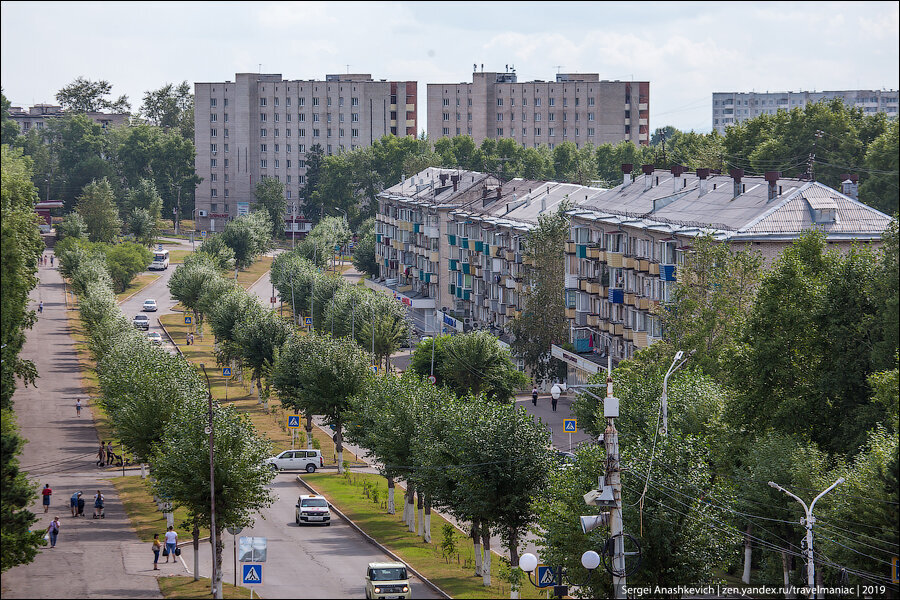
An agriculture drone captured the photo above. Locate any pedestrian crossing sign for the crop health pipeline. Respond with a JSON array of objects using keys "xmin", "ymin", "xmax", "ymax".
[
  {"xmin": 184, "ymin": 316, "xmax": 192, "ymax": 324},
  {"xmin": 304, "ymin": 316, "xmax": 313, "ymax": 326},
  {"xmin": 222, "ymin": 367, "xmax": 232, "ymax": 377},
  {"xmin": 563, "ymin": 418, "xmax": 577, "ymax": 432},
  {"xmin": 536, "ymin": 565, "xmax": 556, "ymax": 587},
  {"xmin": 287, "ymin": 415, "xmax": 301, "ymax": 429},
  {"xmin": 241, "ymin": 563, "xmax": 263, "ymax": 585}
]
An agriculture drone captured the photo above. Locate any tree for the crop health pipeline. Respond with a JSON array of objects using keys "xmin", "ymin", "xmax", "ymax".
[
  {"xmin": 232, "ymin": 310, "xmax": 292, "ymax": 405},
  {"xmin": 45, "ymin": 114, "xmax": 116, "ymax": 211},
  {"xmin": 55, "ymin": 212, "xmax": 88, "ymax": 241},
  {"xmin": 151, "ymin": 399, "xmax": 275, "ymax": 599},
  {"xmin": 1, "ymin": 410, "xmax": 44, "ymax": 571},
  {"xmin": 859, "ymin": 120, "xmax": 899, "ymax": 215},
  {"xmin": 508, "ymin": 203, "xmax": 570, "ymax": 382},
  {"xmin": 220, "ymin": 211, "xmax": 272, "ymax": 270},
  {"xmin": 352, "ymin": 291, "xmax": 412, "ymax": 372},
  {"xmin": 351, "ymin": 217, "xmax": 379, "ymax": 277},
  {"xmin": 168, "ymin": 258, "xmax": 221, "ymax": 329},
  {"xmin": 127, "ymin": 208, "xmax": 156, "ymax": 247},
  {"xmin": 140, "ymin": 81, "xmax": 194, "ymax": 139},
  {"xmin": 662, "ymin": 235, "xmax": 762, "ymax": 380},
  {"xmin": 254, "ymin": 177, "xmax": 287, "ymax": 238},
  {"xmin": 194, "ymin": 234, "xmax": 235, "ymax": 271},
  {"xmin": 871, "ymin": 218, "xmax": 899, "ymax": 371},
  {"xmin": 300, "ymin": 144, "xmax": 325, "ymax": 220},
  {"xmin": 272, "ymin": 332, "xmax": 373, "ymax": 474},
  {"xmin": 1, "ymin": 89, "xmax": 19, "ymax": 144},
  {"xmin": 76, "ymin": 178, "xmax": 121, "ymax": 243},
  {"xmin": 56, "ymin": 76, "xmax": 131, "ymax": 113},
  {"xmin": 103, "ymin": 242, "xmax": 152, "ymax": 293}
]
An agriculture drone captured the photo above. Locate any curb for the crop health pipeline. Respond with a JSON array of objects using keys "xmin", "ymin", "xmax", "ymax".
[
  {"xmin": 117, "ymin": 273, "xmax": 162, "ymax": 306},
  {"xmin": 295, "ymin": 476, "xmax": 452, "ymax": 600},
  {"xmin": 157, "ymin": 318, "xmax": 183, "ymax": 357}
]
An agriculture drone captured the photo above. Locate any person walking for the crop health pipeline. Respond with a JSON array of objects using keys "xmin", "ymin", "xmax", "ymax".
[
  {"xmin": 97, "ymin": 441, "xmax": 106, "ymax": 467},
  {"xmin": 38, "ymin": 301, "xmax": 43, "ymax": 314},
  {"xmin": 93, "ymin": 490, "xmax": 105, "ymax": 518},
  {"xmin": 532, "ymin": 386, "xmax": 538, "ymax": 406},
  {"xmin": 188, "ymin": 332, "xmax": 194, "ymax": 345},
  {"xmin": 77, "ymin": 492, "xmax": 85, "ymax": 517},
  {"xmin": 163, "ymin": 526, "xmax": 178, "ymax": 563},
  {"xmin": 49, "ymin": 255, "xmax": 54, "ymax": 267},
  {"xmin": 46, "ymin": 517, "xmax": 60, "ymax": 548},
  {"xmin": 551, "ymin": 394, "xmax": 558, "ymax": 412},
  {"xmin": 152, "ymin": 534, "xmax": 162, "ymax": 570},
  {"xmin": 75, "ymin": 398, "xmax": 82, "ymax": 417},
  {"xmin": 106, "ymin": 441, "xmax": 114, "ymax": 466},
  {"xmin": 70, "ymin": 491, "xmax": 81, "ymax": 517},
  {"xmin": 41, "ymin": 484, "xmax": 52, "ymax": 513}
]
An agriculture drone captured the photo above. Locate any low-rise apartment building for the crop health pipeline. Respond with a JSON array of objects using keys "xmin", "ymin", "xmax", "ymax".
[{"xmin": 7, "ymin": 104, "xmax": 130, "ymax": 133}]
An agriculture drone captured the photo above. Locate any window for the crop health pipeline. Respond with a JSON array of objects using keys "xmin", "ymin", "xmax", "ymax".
[
  {"xmin": 210, "ymin": 113, "xmax": 218, "ymax": 122},
  {"xmin": 548, "ymin": 127, "xmax": 554, "ymax": 136},
  {"xmin": 497, "ymin": 128, "xmax": 503, "ymax": 136},
  {"xmin": 313, "ymin": 128, "xmax": 320, "ymax": 137},
  {"xmin": 497, "ymin": 113, "xmax": 503, "ymax": 121},
  {"xmin": 327, "ymin": 97, "xmax": 332, "ymax": 106},
  {"xmin": 535, "ymin": 113, "xmax": 542, "ymax": 122},
  {"xmin": 535, "ymin": 127, "xmax": 541, "ymax": 136},
  {"xmin": 497, "ymin": 98, "xmax": 503, "ymax": 106},
  {"xmin": 339, "ymin": 113, "xmax": 345, "ymax": 122},
  {"xmin": 522, "ymin": 128, "xmax": 527, "ymax": 136},
  {"xmin": 286, "ymin": 144, "xmax": 291, "ymax": 153},
  {"xmin": 352, "ymin": 128, "xmax": 359, "ymax": 137},
  {"xmin": 298, "ymin": 160, "xmax": 306, "ymax": 167},
  {"xmin": 224, "ymin": 128, "xmax": 229, "ymax": 137},
  {"xmin": 224, "ymin": 159, "xmax": 229, "ymax": 167},
  {"xmin": 211, "ymin": 128, "xmax": 217, "ymax": 137},
  {"xmin": 327, "ymin": 114, "xmax": 332, "ymax": 123},
  {"xmin": 442, "ymin": 98, "xmax": 450, "ymax": 106},
  {"xmin": 274, "ymin": 159, "xmax": 279, "ymax": 169},
  {"xmin": 298, "ymin": 144, "xmax": 305, "ymax": 152},
  {"xmin": 274, "ymin": 128, "xmax": 279, "ymax": 137},
  {"xmin": 261, "ymin": 159, "xmax": 267, "ymax": 168},
  {"xmin": 260, "ymin": 98, "xmax": 267, "ymax": 106},
  {"xmin": 351, "ymin": 113, "xmax": 359, "ymax": 122},
  {"xmin": 534, "ymin": 98, "xmax": 541, "ymax": 107},
  {"xmin": 211, "ymin": 189, "xmax": 217, "ymax": 197},
  {"xmin": 260, "ymin": 144, "xmax": 267, "ymax": 152},
  {"xmin": 274, "ymin": 113, "xmax": 280, "ymax": 122},
  {"xmin": 313, "ymin": 113, "xmax": 320, "ymax": 122},
  {"xmin": 443, "ymin": 113, "xmax": 450, "ymax": 121},
  {"xmin": 260, "ymin": 128, "xmax": 267, "ymax": 137},
  {"xmin": 299, "ymin": 113, "xmax": 306, "ymax": 122},
  {"xmin": 210, "ymin": 173, "xmax": 217, "ymax": 182},
  {"xmin": 210, "ymin": 158, "xmax": 217, "ymax": 167},
  {"xmin": 210, "ymin": 98, "xmax": 217, "ymax": 107},
  {"xmin": 339, "ymin": 128, "xmax": 345, "ymax": 137},
  {"xmin": 210, "ymin": 143, "xmax": 218, "ymax": 153},
  {"xmin": 224, "ymin": 98, "xmax": 228, "ymax": 107},
  {"xmin": 298, "ymin": 97, "xmax": 305, "ymax": 107},
  {"xmin": 588, "ymin": 127, "xmax": 595, "ymax": 136},
  {"xmin": 588, "ymin": 97, "xmax": 595, "ymax": 106},
  {"xmin": 274, "ymin": 97, "xmax": 279, "ymax": 107},
  {"xmin": 274, "ymin": 144, "xmax": 279, "ymax": 152},
  {"xmin": 549, "ymin": 113, "xmax": 555, "ymax": 121},
  {"xmin": 442, "ymin": 127, "xmax": 450, "ymax": 136},
  {"xmin": 286, "ymin": 97, "xmax": 291, "ymax": 107},
  {"xmin": 588, "ymin": 112, "xmax": 595, "ymax": 121},
  {"xmin": 286, "ymin": 128, "xmax": 291, "ymax": 137},
  {"xmin": 351, "ymin": 97, "xmax": 359, "ymax": 106},
  {"xmin": 224, "ymin": 113, "xmax": 228, "ymax": 122},
  {"xmin": 299, "ymin": 128, "xmax": 306, "ymax": 137},
  {"xmin": 312, "ymin": 97, "xmax": 320, "ymax": 106},
  {"xmin": 549, "ymin": 98, "xmax": 555, "ymax": 106}
]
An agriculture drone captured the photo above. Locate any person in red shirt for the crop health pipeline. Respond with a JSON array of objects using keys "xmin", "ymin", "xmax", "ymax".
[{"xmin": 41, "ymin": 484, "xmax": 52, "ymax": 513}]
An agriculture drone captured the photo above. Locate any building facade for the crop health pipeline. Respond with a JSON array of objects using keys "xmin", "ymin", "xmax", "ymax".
[
  {"xmin": 194, "ymin": 73, "xmax": 417, "ymax": 235},
  {"xmin": 7, "ymin": 104, "xmax": 130, "ymax": 133},
  {"xmin": 427, "ymin": 70, "xmax": 649, "ymax": 149},
  {"xmin": 712, "ymin": 89, "xmax": 899, "ymax": 133}
]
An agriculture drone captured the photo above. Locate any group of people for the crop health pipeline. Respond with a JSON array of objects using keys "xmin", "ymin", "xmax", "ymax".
[
  {"xmin": 38, "ymin": 254, "xmax": 54, "ymax": 267},
  {"xmin": 40, "ymin": 487, "xmax": 106, "ymax": 548},
  {"xmin": 151, "ymin": 526, "xmax": 180, "ymax": 570},
  {"xmin": 532, "ymin": 385, "xmax": 559, "ymax": 411},
  {"xmin": 185, "ymin": 332, "xmax": 194, "ymax": 345},
  {"xmin": 97, "ymin": 440, "xmax": 122, "ymax": 467}
]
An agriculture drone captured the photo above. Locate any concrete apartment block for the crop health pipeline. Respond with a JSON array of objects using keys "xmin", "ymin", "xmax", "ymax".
[
  {"xmin": 194, "ymin": 73, "xmax": 417, "ymax": 234},
  {"xmin": 428, "ymin": 69, "xmax": 649, "ymax": 149}
]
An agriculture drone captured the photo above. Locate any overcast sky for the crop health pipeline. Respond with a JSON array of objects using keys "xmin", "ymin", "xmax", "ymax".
[{"xmin": 2, "ymin": 1, "xmax": 898, "ymax": 134}]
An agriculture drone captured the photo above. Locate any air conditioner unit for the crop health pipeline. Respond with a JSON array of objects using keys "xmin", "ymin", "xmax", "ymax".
[{"xmin": 198, "ymin": 210, "xmax": 208, "ymax": 217}]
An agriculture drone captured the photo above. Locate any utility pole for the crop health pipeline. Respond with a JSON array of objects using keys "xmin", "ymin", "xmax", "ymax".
[
  {"xmin": 807, "ymin": 130, "xmax": 824, "ymax": 181},
  {"xmin": 200, "ymin": 364, "xmax": 220, "ymax": 599},
  {"xmin": 660, "ymin": 350, "xmax": 693, "ymax": 436},
  {"xmin": 604, "ymin": 357, "xmax": 626, "ymax": 599},
  {"xmin": 769, "ymin": 478, "xmax": 844, "ymax": 599},
  {"xmin": 174, "ymin": 185, "xmax": 182, "ymax": 236}
]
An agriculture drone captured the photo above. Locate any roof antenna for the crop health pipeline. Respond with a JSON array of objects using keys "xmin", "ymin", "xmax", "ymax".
[
  {"xmin": 555, "ymin": 65, "xmax": 564, "ymax": 74},
  {"xmin": 258, "ymin": 63, "xmax": 262, "ymax": 73}
]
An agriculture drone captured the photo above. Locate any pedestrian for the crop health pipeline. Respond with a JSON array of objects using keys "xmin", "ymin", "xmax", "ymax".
[
  {"xmin": 186, "ymin": 334, "xmax": 191, "ymax": 346},
  {"xmin": 70, "ymin": 491, "xmax": 81, "ymax": 517},
  {"xmin": 41, "ymin": 484, "xmax": 52, "ymax": 513},
  {"xmin": 106, "ymin": 441, "xmax": 114, "ymax": 466},
  {"xmin": 188, "ymin": 332, "xmax": 194, "ymax": 345},
  {"xmin": 97, "ymin": 441, "xmax": 105, "ymax": 467},
  {"xmin": 164, "ymin": 526, "xmax": 178, "ymax": 563},
  {"xmin": 152, "ymin": 534, "xmax": 162, "ymax": 570},
  {"xmin": 38, "ymin": 301, "xmax": 43, "ymax": 314},
  {"xmin": 532, "ymin": 386, "xmax": 538, "ymax": 406},
  {"xmin": 75, "ymin": 398, "xmax": 82, "ymax": 417},
  {"xmin": 50, "ymin": 255, "xmax": 54, "ymax": 267},
  {"xmin": 46, "ymin": 517, "xmax": 60, "ymax": 548},
  {"xmin": 77, "ymin": 492, "xmax": 85, "ymax": 517},
  {"xmin": 93, "ymin": 490, "xmax": 105, "ymax": 518},
  {"xmin": 551, "ymin": 395, "xmax": 558, "ymax": 412}
]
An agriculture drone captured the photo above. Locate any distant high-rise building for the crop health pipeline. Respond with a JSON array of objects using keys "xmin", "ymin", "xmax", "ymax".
[
  {"xmin": 712, "ymin": 89, "xmax": 899, "ymax": 133},
  {"xmin": 194, "ymin": 73, "xmax": 417, "ymax": 235},
  {"xmin": 427, "ymin": 69, "xmax": 649, "ymax": 149}
]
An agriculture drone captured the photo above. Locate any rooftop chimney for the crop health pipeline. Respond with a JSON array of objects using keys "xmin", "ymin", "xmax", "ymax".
[
  {"xmin": 621, "ymin": 163, "xmax": 633, "ymax": 187},
  {"xmin": 451, "ymin": 174, "xmax": 459, "ymax": 192},
  {"xmin": 841, "ymin": 174, "xmax": 859, "ymax": 200},
  {"xmin": 697, "ymin": 168, "xmax": 710, "ymax": 197},
  {"xmin": 730, "ymin": 168, "xmax": 744, "ymax": 198},
  {"xmin": 439, "ymin": 173, "xmax": 448, "ymax": 186},
  {"xmin": 764, "ymin": 171, "xmax": 781, "ymax": 201},
  {"xmin": 642, "ymin": 164, "xmax": 654, "ymax": 191},
  {"xmin": 671, "ymin": 165, "xmax": 686, "ymax": 192}
]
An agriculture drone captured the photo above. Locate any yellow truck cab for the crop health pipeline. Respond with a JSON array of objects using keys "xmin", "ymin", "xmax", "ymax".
[{"xmin": 365, "ymin": 562, "xmax": 411, "ymax": 599}]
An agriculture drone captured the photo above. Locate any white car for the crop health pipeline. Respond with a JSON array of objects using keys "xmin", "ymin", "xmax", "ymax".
[
  {"xmin": 142, "ymin": 299, "xmax": 158, "ymax": 312},
  {"xmin": 147, "ymin": 332, "xmax": 163, "ymax": 346},
  {"xmin": 264, "ymin": 449, "xmax": 323, "ymax": 473},
  {"xmin": 132, "ymin": 314, "xmax": 150, "ymax": 330},
  {"xmin": 295, "ymin": 494, "xmax": 331, "ymax": 526}
]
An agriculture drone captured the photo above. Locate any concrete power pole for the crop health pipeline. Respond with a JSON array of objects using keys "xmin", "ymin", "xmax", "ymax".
[{"xmin": 604, "ymin": 357, "xmax": 627, "ymax": 599}]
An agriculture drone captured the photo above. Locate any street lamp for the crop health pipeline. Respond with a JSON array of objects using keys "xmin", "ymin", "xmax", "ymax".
[
  {"xmin": 769, "ymin": 478, "xmax": 844, "ymax": 598},
  {"xmin": 199, "ymin": 364, "xmax": 220, "ymax": 599},
  {"xmin": 660, "ymin": 349, "xmax": 693, "ymax": 436},
  {"xmin": 519, "ymin": 550, "xmax": 601, "ymax": 599}
]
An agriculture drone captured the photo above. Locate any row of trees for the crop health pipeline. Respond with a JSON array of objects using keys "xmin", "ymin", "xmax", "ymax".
[
  {"xmin": 56, "ymin": 233, "xmax": 274, "ymax": 599},
  {"xmin": 1, "ymin": 146, "xmax": 47, "ymax": 571}
]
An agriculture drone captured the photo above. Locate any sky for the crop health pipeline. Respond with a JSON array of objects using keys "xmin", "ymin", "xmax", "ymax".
[{"xmin": 2, "ymin": 1, "xmax": 898, "ymax": 134}]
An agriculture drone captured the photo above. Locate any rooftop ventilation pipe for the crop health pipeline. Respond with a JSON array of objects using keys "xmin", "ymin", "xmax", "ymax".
[
  {"xmin": 765, "ymin": 171, "xmax": 781, "ymax": 201},
  {"xmin": 642, "ymin": 164, "xmax": 654, "ymax": 191},
  {"xmin": 730, "ymin": 168, "xmax": 744, "ymax": 198},
  {"xmin": 671, "ymin": 165, "xmax": 686, "ymax": 193},
  {"xmin": 697, "ymin": 168, "xmax": 710, "ymax": 197},
  {"xmin": 621, "ymin": 163, "xmax": 634, "ymax": 187},
  {"xmin": 840, "ymin": 174, "xmax": 859, "ymax": 200}
]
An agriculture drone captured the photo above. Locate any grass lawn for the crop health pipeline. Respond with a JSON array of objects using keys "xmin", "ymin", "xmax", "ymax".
[
  {"xmin": 235, "ymin": 256, "xmax": 273, "ymax": 288},
  {"xmin": 116, "ymin": 273, "xmax": 161, "ymax": 302},
  {"xmin": 302, "ymin": 472, "xmax": 540, "ymax": 599},
  {"xmin": 167, "ymin": 248, "xmax": 194, "ymax": 264},
  {"xmin": 159, "ymin": 313, "xmax": 366, "ymax": 466},
  {"xmin": 111, "ymin": 476, "xmax": 209, "ymax": 543},
  {"xmin": 157, "ymin": 576, "xmax": 253, "ymax": 599}
]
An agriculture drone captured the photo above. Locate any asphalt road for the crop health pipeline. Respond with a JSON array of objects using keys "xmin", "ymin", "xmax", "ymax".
[{"xmin": 179, "ymin": 473, "xmax": 442, "ymax": 599}]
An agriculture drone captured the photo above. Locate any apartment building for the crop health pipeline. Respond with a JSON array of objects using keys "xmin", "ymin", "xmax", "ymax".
[
  {"xmin": 427, "ymin": 69, "xmax": 649, "ymax": 149},
  {"xmin": 194, "ymin": 73, "xmax": 417, "ymax": 235},
  {"xmin": 7, "ymin": 104, "xmax": 130, "ymax": 133},
  {"xmin": 712, "ymin": 89, "xmax": 899, "ymax": 133}
]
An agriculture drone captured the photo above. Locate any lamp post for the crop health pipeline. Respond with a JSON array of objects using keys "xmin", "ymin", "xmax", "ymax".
[
  {"xmin": 199, "ymin": 364, "xmax": 220, "ymax": 599},
  {"xmin": 660, "ymin": 349, "xmax": 693, "ymax": 436},
  {"xmin": 519, "ymin": 551, "xmax": 601, "ymax": 599},
  {"xmin": 769, "ymin": 478, "xmax": 844, "ymax": 598}
]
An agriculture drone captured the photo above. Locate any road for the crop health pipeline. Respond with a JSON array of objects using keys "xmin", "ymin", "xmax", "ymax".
[
  {"xmin": 3, "ymin": 256, "xmax": 161, "ymax": 599},
  {"xmin": 178, "ymin": 474, "xmax": 441, "ymax": 599}
]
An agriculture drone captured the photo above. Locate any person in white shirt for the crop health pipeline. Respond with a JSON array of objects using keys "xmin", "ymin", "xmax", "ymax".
[{"xmin": 164, "ymin": 526, "xmax": 178, "ymax": 563}]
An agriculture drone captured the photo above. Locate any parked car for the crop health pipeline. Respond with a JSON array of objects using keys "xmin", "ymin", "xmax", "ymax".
[
  {"xmin": 295, "ymin": 494, "xmax": 331, "ymax": 526},
  {"xmin": 365, "ymin": 562, "xmax": 411, "ymax": 600},
  {"xmin": 132, "ymin": 314, "xmax": 150, "ymax": 330},
  {"xmin": 142, "ymin": 299, "xmax": 158, "ymax": 312},
  {"xmin": 264, "ymin": 449, "xmax": 323, "ymax": 473},
  {"xmin": 146, "ymin": 332, "xmax": 163, "ymax": 346}
]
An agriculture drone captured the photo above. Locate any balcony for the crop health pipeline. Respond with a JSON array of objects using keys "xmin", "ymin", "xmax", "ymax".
[
  {"xmin": 608, "ymin": 288, "xmax": 624, "ymax": 304},
  {"xmin": 448, "ymin": 234, "xmax": 457, "ymax": 246},
  {"xmin": 587, "ymin": 247, "xmax": 600, "ymax": 259},
  {"xmin": 460, "ymin": 238, "xmax": 470, "ymax": 250},
  {"xmin": 565, "ymin": 242, "xmax": 576, "ymax": 254},
  {"xmin": 622, "ymin": 256, "xmax": 635, "ymax": 269},
  {"xmin": 573, "ymin": 338, "xmax": 591, "ymax": 352},
  {"xmin": 579, "ymin": 278, "xmax": 590, "ymax": 292},
  {"xmin": 633, "ymin": 331, "xmax": 649, "ymax": 348},
  {"xmin": 505, "ymin": 250, "xmax": 516, "ymax": 261},
  {"xmin": 606, "ymin": 252, "xmax": 623, "ymax": 268},
  {"xmin": 474, "ymin": 240, "xmax": 484, "ymax": 253},
  {"xmin": 638, "ymin": 259, "xmax": 650, "ymax": 272},
  {"xmin": 565, "ymin": 308, "xmax": 576, "ymax": 319},
  {"xmin": 587, "ymin": 314, "xmax": 601, "ymax": 327},
  {"xmin": 660, "ymin": 264, "xmax": 677, "ymax": 282},
  {"xmin": 625, "ymin": 293, "xmax": 636, "ymax": 306},
  {"xmin": 649, "ymin": 262, "xmax": 660, "ymax": 275},
  {"xmin": 462, "ymin": 262, "xmax": 471, "ymax": 275},
  {"xmin": 576, "ymin": 244, "xmax": 588, "ymax": 259}
]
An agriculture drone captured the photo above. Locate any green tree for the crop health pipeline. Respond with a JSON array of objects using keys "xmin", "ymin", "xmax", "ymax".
[
  {"xmin": 232, "ymin": 310, "xmax": 292, "ymax": 405},
  {"xmin": 301, "ymin": 144, "xmax": 325, "ymax": 220},
  {"xmin": 1, "ymin": 410, "xmax": 44, "ymax": 571},
  {"xmin": 352, "ymin": 292, "xmax": 411, "ymax": 372},
  {"xmin": 254, "ymin": 177, "xmax": 287, "ymax": 238},
  {"xmin": 76, "ymin": 178, "xmax": 121, "ymax": 242},
  {"xmin": 194, "ymin": 234, "xmax": 235, "ymax": 271},
  {"xmin": 103, "ymin": 242, "xmax": 152, "ymax": 292},
  {"xmin": 508, "ymin": 203, "xmax": 570, "ymax": 382},
  {"xmin": 859, "ymin": 120, "xmax": 899, "ymax": 215},
  {"xmin": 55, "ymin": 212, "xmax": 88, "ymax": 241},
  {"xmin": 220, "ymin": 211, "xmax": 272, "ymax": 270},
  {"xmin": 1, "ymin": 90, "xmax": 19, "ymax": 144},
  {"xmin": 871, "ymin": 218, "xmax": 899, "ymax": 371},
  {"xmin": 45, "ymin": 114, "xmax": 115, "ymax": 211},
  {"xmin": 56, "ymin": 76, "xmax": 131, "ymax": 113},
  {"xmin": 351, "ymin": 217, "xmax": 379, "ymax": 277},
  {"xmin": 127, "ymin": 207, "xmax": 156, "ymax": 247},
  {"xmin": 151, "ymin": 400, "xmax": 275, "ymax": 599},
  {"xmin": 167, "ymin": 258, "xmax": 221, "ymax": 329},
  {"xmin": 272, "ymin": 332, "xmax": 373, "ymax": 474},
  {"xmin": 140, "ymin": 81, "xmax": 194, "ymax": 139}
]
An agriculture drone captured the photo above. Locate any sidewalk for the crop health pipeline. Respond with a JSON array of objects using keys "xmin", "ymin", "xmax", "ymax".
[{"xmin": 2, "ymin": 258, "xmax": 162, "ymax": 599}]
